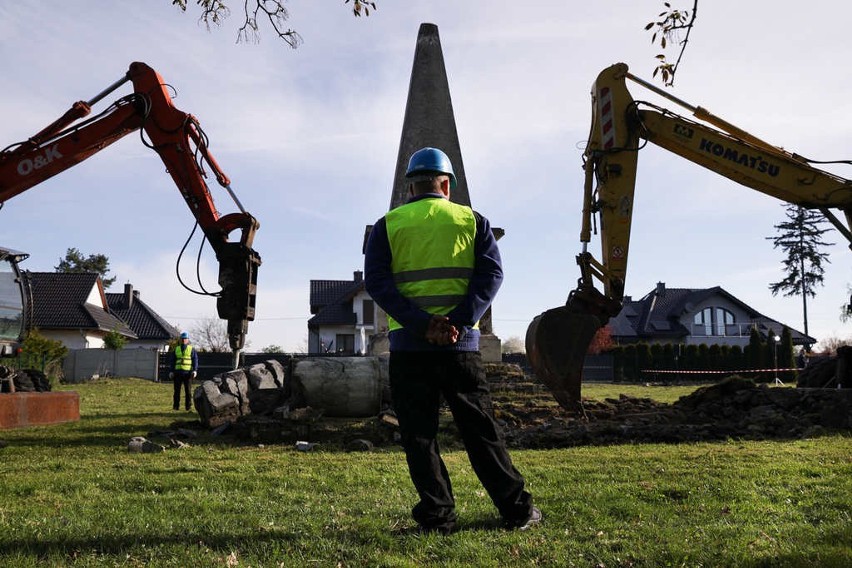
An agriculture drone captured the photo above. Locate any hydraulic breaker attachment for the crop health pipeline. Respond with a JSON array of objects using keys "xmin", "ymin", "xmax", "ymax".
[
  {"xmin": 215, "ymin": 242, "xmax": 261, "ymax": 368},
  {"xmin": 526, "ymin": 286, "xmax": 621, "ymax": 412}
]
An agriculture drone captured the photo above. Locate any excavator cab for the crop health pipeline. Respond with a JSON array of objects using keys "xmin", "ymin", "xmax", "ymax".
[{"xmin": 0, "ymin": 247, "xmax": 28, "ymax": 356}]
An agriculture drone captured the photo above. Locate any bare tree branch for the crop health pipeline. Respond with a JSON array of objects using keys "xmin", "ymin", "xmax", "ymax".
[
  {"xmin": 171, "ymin": 0, "xmax": 376, "ymax": 48},
  {"xmin": 645, "ymin": 1, "xmax": 699, "ymax": 86},
  {"xmin": 237, "ymin": 0, "xmax": 301, "ymax": 48}
]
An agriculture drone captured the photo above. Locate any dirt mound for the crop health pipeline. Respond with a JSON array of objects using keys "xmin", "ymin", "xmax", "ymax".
[{"xmin": 495, "ymin": 376, "xmax": 851, "ymax": 448}]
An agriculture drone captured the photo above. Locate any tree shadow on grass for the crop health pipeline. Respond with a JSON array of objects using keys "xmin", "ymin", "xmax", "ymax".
[
  {"xmin": 1, "ymin": 412, "xmax": 207, "ymax": 449},
  {"xmin": 0, "ymin": 529, "xmax": 303, "ymax": 559}
]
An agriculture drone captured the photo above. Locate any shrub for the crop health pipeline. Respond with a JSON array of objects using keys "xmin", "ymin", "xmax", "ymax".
[
  {"xmin": 103, "ymin": 329, "xmax": 127, "ymax": 350},
  {"xmin": 19, "ymin": 329, "xmax": 68, "ymax": 383}
]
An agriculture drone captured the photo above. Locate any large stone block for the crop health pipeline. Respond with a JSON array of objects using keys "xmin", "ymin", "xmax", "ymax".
[
  {"xmin": 247, "ymin": 363, "xmax": 279, "ymax": 390},
  {"xmin": 293, "ymin": 357, "xmax": 383, "ymax": 417}
]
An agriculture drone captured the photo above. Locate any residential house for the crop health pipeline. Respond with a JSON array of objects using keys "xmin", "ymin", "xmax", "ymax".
[
  {"xmin": 28, "ymin": 273, "xmax": 178, "ymax": 351},
  {"xmin": 105, "ymin": 283, "xmax": 180, "ymax": 351},
  {"xmin": 308, "ymin": 271, "xmax": 375, "ymax": 355},
  {"xmin": 608, "ymin": 282, "xmax": 815, "ymax": 347},
  {"xmin": 28, "ymin": 272, "xmax": 136, "ymax": 349}
]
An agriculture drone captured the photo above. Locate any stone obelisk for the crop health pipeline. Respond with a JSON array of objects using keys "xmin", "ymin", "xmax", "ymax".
[
  {"xmin": 368, "ymin": 23, "xmax": 502, "ymax": 360},
  {"xmin": 389, "ymin": 23, "xmax": 471, "ymax": 210}
]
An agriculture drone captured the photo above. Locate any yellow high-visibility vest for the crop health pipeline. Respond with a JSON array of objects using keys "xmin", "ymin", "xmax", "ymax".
[
  {"xmin": 174, "ymin": 344, "xmax": 193, "ymax": 371},
  {"xmin": 385, "ymin": 198, "xmax": 477, "ymax": 331}
]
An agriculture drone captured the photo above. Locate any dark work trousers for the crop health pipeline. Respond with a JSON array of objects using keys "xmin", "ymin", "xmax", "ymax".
[
  {"xmin": 389, "ymin": 350, "xmax": 533, "ymax": 530},
  {"xmin": 172, "ymin": 371, "xmax": 193, "ymax": 410}
]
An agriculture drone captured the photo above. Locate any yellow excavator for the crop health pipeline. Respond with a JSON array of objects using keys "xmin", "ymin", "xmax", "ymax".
[{"xmin": 527, "ymin": 62, "xmax": 852, "ymax": 412}]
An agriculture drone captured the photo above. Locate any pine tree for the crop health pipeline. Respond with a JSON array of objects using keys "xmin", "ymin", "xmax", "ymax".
[
  {"xmin": 55, "ymin": 248, "xmax": 116, "ymax": 289},
  {"xmin": 767, "ymin": 204, "xmax": 834, "ymax": 350}
]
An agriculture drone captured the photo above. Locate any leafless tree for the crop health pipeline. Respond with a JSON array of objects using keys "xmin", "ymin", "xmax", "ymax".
[
  {"xmin": 190, "ymin": 317, "xmax": 230, "ymax": 352},
  {"xmin": 815, "ymin": 334, "xmax": 852, "ymax": 355},
  {"xmin": 501, "ymin": 336, "xmax": 524, "ymax": 354}
]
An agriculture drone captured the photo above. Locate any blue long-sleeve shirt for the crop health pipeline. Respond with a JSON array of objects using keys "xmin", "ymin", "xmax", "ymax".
[{"xmin": 364, "ymin": 194, "xmax": 503, "ymax": 352}]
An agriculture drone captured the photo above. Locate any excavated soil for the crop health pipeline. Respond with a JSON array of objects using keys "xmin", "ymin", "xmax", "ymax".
[{"xmin": 492, "ymin": 377, "xmax": 851, "ymax": 448}]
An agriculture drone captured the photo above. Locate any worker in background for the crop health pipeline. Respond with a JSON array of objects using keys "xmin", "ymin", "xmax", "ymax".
[
  {"xmin": 364, "ymin": 147, "xmax": 540, "ymax": 534},
  {"xmin": 169, "ymin": 331, "xmax": 198, "ymax": 411}
]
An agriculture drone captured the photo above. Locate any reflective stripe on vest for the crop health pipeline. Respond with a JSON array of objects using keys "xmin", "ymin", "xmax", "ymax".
[
  {"xmin": 385, "ymin": 198, "xmax": 477, "ymax": 332},
  {"xmin": 174, "ymin": 344, "xmax": 193, "ymax": 371}
]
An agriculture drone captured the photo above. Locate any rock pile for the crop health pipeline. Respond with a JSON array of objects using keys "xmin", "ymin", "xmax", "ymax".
[
  {"xmin": 194, "ymin": 357, "xmax": 392, "ymax": 431},
  {"xmin": 193, "ymin": 360, "xmax": 289, "ymax": 428}
]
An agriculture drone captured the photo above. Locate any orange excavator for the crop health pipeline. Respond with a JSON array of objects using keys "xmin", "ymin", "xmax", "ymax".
[
  {"xmin": 0, "ymin": 62, "xmax": 261, "ymax": 367},
  {"xmin": 527, "ymin": 62, "xmax": 852, "ymax": 411}
]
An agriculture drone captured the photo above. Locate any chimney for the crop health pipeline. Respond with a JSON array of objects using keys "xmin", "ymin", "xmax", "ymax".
[
  {"xmin": 354, "ymin": 270, "xmax": 363, "ymax": 283},
  {"xmin": 656, "ymin": 282, "xmax": 666, "ymax": 296},
  {"xmin": 124, "ymin": 283, "xmax": 134, "ymax": 308}
]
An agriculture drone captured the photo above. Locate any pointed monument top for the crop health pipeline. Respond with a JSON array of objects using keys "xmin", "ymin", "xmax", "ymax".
[{"xmin": 389, "ymin": 23, "xmax": 470, "ymax": 210}]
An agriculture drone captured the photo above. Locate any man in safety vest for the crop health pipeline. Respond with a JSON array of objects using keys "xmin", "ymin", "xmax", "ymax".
[
  {"xmin": 364, "ymin": 147, "xmax": 540, "ymax": 534},
  {"xmin": 169, "ymin": 331, "xmax": 198, "ymax": 411}
]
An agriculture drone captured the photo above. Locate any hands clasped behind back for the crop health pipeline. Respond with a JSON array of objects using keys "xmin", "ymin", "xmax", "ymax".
[{"xmin": 425, "ymin": 315, "xmax": 459, "ymax": 346}]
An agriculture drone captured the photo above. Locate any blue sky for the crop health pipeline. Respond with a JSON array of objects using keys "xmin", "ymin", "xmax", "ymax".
[{"xmin": 0, "ymin": 1, "xmax": 848, "ymax": 351}]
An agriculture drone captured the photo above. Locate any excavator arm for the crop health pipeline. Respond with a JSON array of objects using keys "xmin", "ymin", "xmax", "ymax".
[
  {"xmin": 0, "ymin": 62, "xmax": 260, "ymax": 364},
  {"xmin": 528, "ymin": 62, "xmax": 852, "ymax": 411}
]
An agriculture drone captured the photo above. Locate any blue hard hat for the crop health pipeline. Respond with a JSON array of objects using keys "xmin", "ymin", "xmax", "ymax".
[
  {"xmin": 180, "ymin": 331, "xmax": 189, "ymax": 339},
  {"xmin": 405, "ymin": 147, "xmax": 457, "ymax": 190}
]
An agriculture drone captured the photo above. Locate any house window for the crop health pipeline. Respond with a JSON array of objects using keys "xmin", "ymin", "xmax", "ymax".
[
  {"xmin": 693, "ymin": 307, "xmax": 736, "ymax": 336},
  {"xmin": 336, "ymin": 334, "xmax": 355, "ymax": 354},
  {"xmin": 362, "ymin": 299, "xmax": 374, "ymax": 325},
  {"xmin": 694, "ymin": 308, "xmax": 712, "ymax": 336},
  {"xmin": 716, "ymin": 308, "xmax": 735, "ymax": 336}
]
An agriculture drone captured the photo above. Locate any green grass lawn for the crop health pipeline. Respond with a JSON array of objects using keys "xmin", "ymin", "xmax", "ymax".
[{"xmin": 1, "ymin": 378, "xmax": 849, "ymax": 567}]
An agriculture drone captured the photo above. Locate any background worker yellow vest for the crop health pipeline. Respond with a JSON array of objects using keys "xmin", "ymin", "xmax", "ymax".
[
  {"xmin": 174, "ymin": 344, "xmax": 194, "ymax": 371},
  {"xmin": 385, "ymin": 197, "xmax": 477, "ymax": 331}
]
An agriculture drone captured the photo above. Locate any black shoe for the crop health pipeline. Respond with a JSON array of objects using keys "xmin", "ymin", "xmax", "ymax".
[{"xmin": 505, "ymin": 507, "xmax": 542, "ymax": 531}]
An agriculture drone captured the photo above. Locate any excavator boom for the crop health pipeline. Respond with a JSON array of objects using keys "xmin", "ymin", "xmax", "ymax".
[
  {"xmin": 528, "ymin": 62, "xmax": 852, "ymax": 411},
  {"xmin": 0, "ymin": 62, "xmax": 261, "ymax": 363}
]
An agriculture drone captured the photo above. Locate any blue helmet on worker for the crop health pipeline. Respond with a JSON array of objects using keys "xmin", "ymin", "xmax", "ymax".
[
  {"xmin": 405, "ymin": 147, "xmax": 457, "ymax": 190},
  {"xmin": 180, "ymin": 331, "xmax": 189, "ymax": 340}
]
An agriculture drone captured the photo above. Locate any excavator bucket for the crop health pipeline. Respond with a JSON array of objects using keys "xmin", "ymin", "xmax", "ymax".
[
  {"xmin": 526, "ymin": 306, "xmax": 603, "ymax": 412},
  {"xmin": 526, "ymin": 286, "xmax": 622, "ymax": 412}
]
